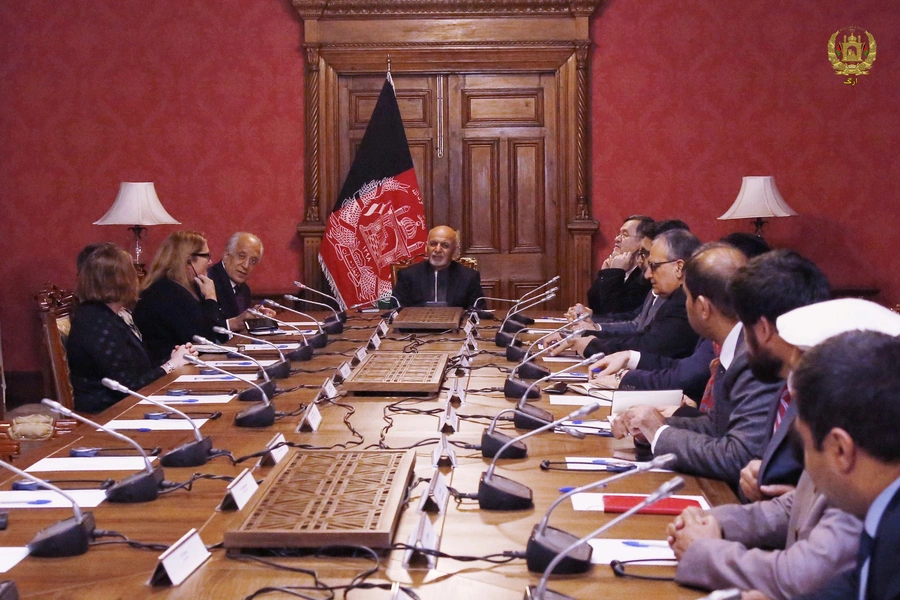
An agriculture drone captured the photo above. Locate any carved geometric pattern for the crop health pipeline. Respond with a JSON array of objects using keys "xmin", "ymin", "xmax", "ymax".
[
  {"xmin": 391, "ymin": 307, "xmax": 463, "ymax": 330},
  {"xmin": 225, "ymin": 450, "xmax": 415, "ymax": 549},
  {"xmin": 343, "ymin": 351, "xmax": 449, "ymax": 393},
  {"xmin": 293, "ymin": 0, "xmax": 602, "ymax": 18}
]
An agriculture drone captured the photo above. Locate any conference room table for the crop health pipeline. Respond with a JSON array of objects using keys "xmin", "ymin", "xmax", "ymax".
[{"xmin": 1, "ymin": 310, "xmax": 735, "ymax": 599}]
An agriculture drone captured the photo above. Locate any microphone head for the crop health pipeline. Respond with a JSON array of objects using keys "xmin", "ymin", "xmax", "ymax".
[
  {"xmin": 100, "ymin": 378, "xmax": 126, "ymax": 393},
  {"xmin": 212, "ymin": 326, "xmax": 229, "ymax": 335},
  {"xmin": 572, "ymin": 402, "xmax": 601, "ymax": 418},
  {"xmin": 262, "ymin": 298, "xmax": 279, "ymax": 309},
  {"xmin": 293, "ymin": 281, "xmax": 306, "ymax": 290},
  {"xmin": 192, "ymin": 335, "xmax": 212, "ymax": 345},
  {"xmin": 41, "ymin": 398, "xmax": 70, "ymax": 416},
  {"xmin": 558, "ymin": 427, "xmax": 586, "ymax": 440}
]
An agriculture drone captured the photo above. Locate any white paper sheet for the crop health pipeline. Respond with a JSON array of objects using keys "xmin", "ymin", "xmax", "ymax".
[
  {"xmin": 563, "ymin": 457, "xmax": 674, "ymax": 473},
  {"xmin": 534, "ymin": 317, "xmax": 568, "ymax": 324},
  {"xmin": 192, "ymin": 344, "xmax": 229, "ymax": 354},
  {"xmin": 549, "ymin": 394, "xmax": 612, "ymax": 406},
  {"xmin": 542, "ymin": 356, "xmax": 584, "ymax": 363},
  {"xmin": 610, "ymin": 389, "xmax": 682, "ymax": 415},
  {"xmin": 140, "ymin": 394, "xmax": 235, "ymax": 405},
  {"xmin": 203, "ymin": 359, "xmax": 277, "ymax": 367},
  {"xmin": 571, "ymin": 493, "xmax": 710, "ymax": 512},
  {"xmin": 102, "ymin": 419, "xmax": 208, "ymax": 431},
  {"xmin": 0, "ymin": 547, "xmax": 30, "ymax": 573},
  {"xmin": 174, "ymin": 374, "xmax": 258, "ymax": 383},
  {"xmin": 26, "ymin": 456, "xmax": 157, "ymax": 473},
  {"xmin": 240, "ymin": 343, "xmax": 303, "ymax": 352},
  {"xmin": 587, "ymin": 538, "xmax": 676, "ymax": 565},
  {"xmin": 252, "ymin": 329, "xmax": 316, "ymax": 336},
  {"xmin": 280, "ymin": 321, "xmax": 321, "ymax": 327},
  {"xmin": 0, "ymin": 490, "xmax": 108, "ymax": 509}
]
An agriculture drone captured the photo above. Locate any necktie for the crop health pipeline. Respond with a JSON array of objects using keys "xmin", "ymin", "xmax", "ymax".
[
  {"xmin": 234, "ymin": 284, "xmax": 249, "ymax": 314},
  {"xmin": 857, "ymin": 529, "xmax": 875, "ymax": 600},
  {"xmin": 774, "ymin": 386, "xmax": 791, "ymax": 433},
  {"xmin": 698, "ymin": 342, "xmax": 723, "ymax": 414}
]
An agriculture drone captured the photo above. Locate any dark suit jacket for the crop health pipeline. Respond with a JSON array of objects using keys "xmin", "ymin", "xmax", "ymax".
[
  {"xmin": 393, "ymin": 260, "xmax": 483, "ymax": 309},
  {"xmin": 620, "ymin": 337, "xmax": 715, "ymax": 401},
  {"xmin": 208, "ymin": 261, "xmax": 251, "ymax": 320},
  {"xmin": 655, "ymin": 333, "xmax": 784, "ymax": 487},
  {"xmin": 797, "ymin": 480, "xmax": 900, "ymax": 600},
  {"xmin": 134, "ymin": 276, "xmax": 227, "ymax": 363},
  {"xmin": 66, "ymin": 302, "xmax": 165, "ymax": 413},
  {"xmin": 582, "ymin": 286, "xmax": 699, "ymax": 359},
  {"xmin": 756, "ymin": 390, "xmax": 804, "ymax": 489},
  {"xmin": 586, "ymin": 267, "xmax": 650, "ymax": 317}
]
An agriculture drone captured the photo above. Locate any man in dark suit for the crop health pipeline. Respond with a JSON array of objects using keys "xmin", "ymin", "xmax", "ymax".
[
  {"xmin": 207, "ymin": 232, "xmax": 273, "ymax": 328},
  {"xmin": 584, "ymin": 214, "xmax": 654, "ymax": 317},
  {"xmin": 790, "ymin": 330, "xmax": 900, "ymax": 600},
  {"xmin": 729, "ymin": 250, "xmax": 832, "ymax": 502},
  {"xmin": 393, "ymin": 225, "xmax": 483, "ymax": 309},
  {"xmin": 611, "ymin": 243, "xmax": 784, "ymax": 488}
]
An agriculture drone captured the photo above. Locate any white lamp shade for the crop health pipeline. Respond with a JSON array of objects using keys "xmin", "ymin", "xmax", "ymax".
[
  {"xmin": 93, "ymin": 182, "xmax": 180, "ymax": 226},
  {"xmin": 718, "ymin": 176, "xmax": 797, "ymax": 221}
]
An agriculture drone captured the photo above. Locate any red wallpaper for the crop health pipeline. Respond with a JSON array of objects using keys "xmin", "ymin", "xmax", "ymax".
[{"xmin": 1, "ymin": 0, "xmax": 898, "ymax": 376}]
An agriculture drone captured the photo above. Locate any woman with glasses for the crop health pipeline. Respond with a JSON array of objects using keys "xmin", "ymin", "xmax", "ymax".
[
  {"xmin": 134, "ymin": 230, "xmax": 229, "ymax": 362},
  {"xmin": 67, "ymin": 244, "xmax": 194, "ymax": 412}
]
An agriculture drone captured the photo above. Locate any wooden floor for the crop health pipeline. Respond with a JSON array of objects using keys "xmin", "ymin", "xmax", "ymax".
[{"xmin": 1, "ymin": 311, "xmax": 734, "ymax": 599}]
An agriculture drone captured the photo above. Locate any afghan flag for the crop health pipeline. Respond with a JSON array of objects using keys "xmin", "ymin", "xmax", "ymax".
[{"xmin": 319, "ymin": 75, "xmax": 428, "ymax": 309}]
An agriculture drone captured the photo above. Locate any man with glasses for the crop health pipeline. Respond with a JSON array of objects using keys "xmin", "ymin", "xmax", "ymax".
[
  {"xmin": 208, "ymin": 232, "xmax": 274, "ymax": 325},
  {"xmin": 584, "ymin": 215, "xmax": 654, "ymax": 317}
]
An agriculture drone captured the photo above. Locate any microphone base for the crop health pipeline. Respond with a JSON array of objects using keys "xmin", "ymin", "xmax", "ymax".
[
  {"xmin": 478, "ymin": 472, "xmax": 533, "ymax": 511},
  {"xmin": 234, "ymin": 403, "xmax": 276, "ymax": 428},
  {"xmin": 326, "ymin": 311, "xmax": 348, "ymax": 324},
  {"xmin": 509, "ymin": 313, "xmax": 535, "ymax": 326},
  {"xmin": 323, "ymin": 320, "xmax": 344, "ymax": 334},
  {"xmin": 238, "ymin": 380, "xmax": 277, "ymax": 402},
  {"xmin": 160, "ymin": 435, "xmax": 213, "ymax": 468},
  {"xmin": 504, "ymin": 378, "xmax": 541, "ymax": 400},
  {"xmin": 475, "ymin": 309, "xmax": 496, "ymax": 321},
  {"xmin": 505, "ymin": 343, "xmax": 527, "ymax": 363},
  {"xmin": 523, "ymin": 585, "xmax": 575, "ymax": 600},
  {"xmin": 264, "ymin": 360, "xmax": 291, "ymax": 380},
  {"xmin": 525, "ymin": 525, "xmax": 593, "ymax": 574},
  {"xmin": 518, "ymin": 361, "xmax": 551, "ymax": 380},
  {"xmin": 514, "ymin": 404, "xmax": 554, "ymax": 430},
  {"xmin": 287, "ymin": 344, "xmax": 314, "ymax": 362},
  {"xmin": 480, "ymin": 429, "xmax": 527, "ymax": 459},
  {"xmin": 106, "ymin": 466, "xmax": 164, "ymax": 503},
  {"xmin": 27, "ymin": 511, "xmax": 96, "ymax": 558},
  {"xmin": 308, "ymin": 332, "xmax": 328, "ymax": 348},
  {"xmin": 495, "ymin": 330, "xmax": 514, "ymax": 347},
  {"xmin": 501, "ymin": 319, "xmax": 527, "ymax": 334}
]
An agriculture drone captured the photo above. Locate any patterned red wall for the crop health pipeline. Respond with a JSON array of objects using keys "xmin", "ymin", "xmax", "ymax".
[{"xmin": 1, "ymin": 0, "xmax": 898, "ymax": 377}]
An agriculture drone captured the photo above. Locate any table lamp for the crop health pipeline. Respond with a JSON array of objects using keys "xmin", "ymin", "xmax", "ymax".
[
  {"xmin": 93, "ymin": 182, "xmax": 180, "ymax": 275},
  {"xmin": 718, "ymin": 176, "xmax": 797, "ymax": 236}
]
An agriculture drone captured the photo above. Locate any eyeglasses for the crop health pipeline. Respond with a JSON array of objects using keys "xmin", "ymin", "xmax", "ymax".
[
  {"xmin": 191, "ymin": 252, "xmax": 212, "ymax": 260},
  {"xmin": 646, "ymin": 259, "xmax": 679, "ymax": 272}
]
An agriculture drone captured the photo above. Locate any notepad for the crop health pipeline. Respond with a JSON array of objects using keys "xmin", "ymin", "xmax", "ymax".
[
  {"xmin": 609, "ymin": 389, "xmax": 682, "ymax": 415},
  {"xmin": 564, "ymin": 457, "xmax": 674, "ymax": 473},
  {"xmin": 26, "ymin": 456, "xmax": 156, "ymax": 473},
  {"xmin": 0, "ymin": 490, "xmax": 108, "ymax": 509},
  {"xmin": 140, "ymin": 394, "xmax": 235, "ymax": 405},
  {"xmin": 203, "ymin": 359, "xmax": 278, "ymax": 368},
  {"xmin": 240, "ymin": 343, "xmax": 303, "ymax": 352},
  {"xmin": 587, "ymin": 539, "xmax": 675, "ymax": 566},
  {"xmin": 571, "ymin": 493, "xmax": 709, "ymax": 513},
  {"xmin": 102, "ymin": 419, "xmax": 208, "ymax": 431}
]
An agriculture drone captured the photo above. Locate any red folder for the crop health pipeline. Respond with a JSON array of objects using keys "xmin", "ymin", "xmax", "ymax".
[{"xmin": 602, "ymin": 494, "xmax": 702, "ymax": 515}]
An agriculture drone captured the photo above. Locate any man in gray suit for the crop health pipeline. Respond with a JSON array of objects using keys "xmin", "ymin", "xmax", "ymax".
[
  {"xmin": 665, "ymin": 298, "xmax": 900, "ymax": 599},
  {"xmin": 611, "ymin": 243, "xmax": 783, "ymax": 488}
]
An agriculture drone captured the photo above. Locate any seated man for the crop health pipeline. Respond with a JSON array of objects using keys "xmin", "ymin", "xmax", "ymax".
[
  {"xmin": 208, "ymin": 232, "xmax": 265, "ymax": 322},
  {"xmin": 585, "ymin": 214, "xmax": 654, "ymax": 317},
  {"xmin": 610, "ymin": 243, "xmax": 783, "ymax": 487},
  {"xmin": 666, "ymin": 300, "xmax": 900, "ymax": 599},
  {"xmin": 393, "ymin": 225, "xmax": 483, "ymax": 309}
]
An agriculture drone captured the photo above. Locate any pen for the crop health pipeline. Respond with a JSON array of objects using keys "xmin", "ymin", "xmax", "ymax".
[
  {"xmin": 3, "ymin": 499, "xmax": 53, "ymax": 506},
  {"xmin": 622, "ymin": 540, "xmax": 670, "ymax": 548}
]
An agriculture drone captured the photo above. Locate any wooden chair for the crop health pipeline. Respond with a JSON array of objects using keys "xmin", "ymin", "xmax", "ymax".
[{"xmin": 35, "ymin": 285, "xmax": 76, "ymax": 410}]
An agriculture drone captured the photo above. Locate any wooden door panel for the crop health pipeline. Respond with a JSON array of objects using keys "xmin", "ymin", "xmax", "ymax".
[
  {"xmin": 462, "ymin": 139, "xmax": 501, "ymax": 254},
  {"xmin": 510, "ymin": 138, "xmax": 545, "ymax": 253}
]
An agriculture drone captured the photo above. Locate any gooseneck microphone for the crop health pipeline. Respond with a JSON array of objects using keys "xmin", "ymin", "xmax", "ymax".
[
  {"xmin": 185, "ymin": 356, "xmax": 275, "ymax": 428},
  {"xmin": 193, "ymin": 334, "xmax": 284, "ymax": 384},
  {"xmin": 293, "ymin": 281, "xmax": 347, "ymax": 323},
  {"xmin": 0, "ymin": 457, "xmax": 96, "ymax": 557},
  {"xmin": 528, "ymin": 477, "xmax": 686, "ymax": 600},
  {"xmin": 213, "ymin": 325, "xmax": 311, "ymax": 368},
  {"xmin": 41, "ymin": 399, "xmax": 163, "ymax": 503},
  {"xmin": 262, "ymin": 299, "xmax": 329, "ymax": 348},
  {"xmin": 525, "ymin": 453, "xmax": 677, "ymax": 574},
  {"xmin": 504, "ymin": 331, "xmax": 582, "ymax": 397},
  {"xmin": 192, "ymin": 335, "xmax": 277, "ymax": 402},
  {"xmin": 480, "ymin": 407, "xmax": 589, "ymax": 459},
  {"xmin": 495, "ymin": 290, "xmax": 557, "ymax": 347},
  {"xmin": 507, "ymin": 312, "xmax": 591, "ymax": 363},
  {"xmin": 101, "ymin": 378, "xmax": 213, "ymax": 468},
  {"xmin": 477, "ymin": 402, "xmax": 601, "ymax": 511},
  {"xmin": 511, "ymin": 353, "xmax": 603, "ymax": 430},
  {"xmin": 285, "ymin": 294, "xmax": 343, "ymax": 334}
]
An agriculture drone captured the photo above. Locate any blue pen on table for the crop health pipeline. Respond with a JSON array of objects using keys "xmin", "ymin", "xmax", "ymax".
[
  {"xmin": 3, "ymin": 499, "xmax": 53, "ymax": 506},
  {"xmin": 622, "ymin": 540, "xmax": 670, "ymax": 548}
]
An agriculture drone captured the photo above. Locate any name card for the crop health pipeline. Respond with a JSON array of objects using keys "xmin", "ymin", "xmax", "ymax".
[
  {"xmin": 431, "ymin": 434, "xmax": 458, "ymax": 468},
  {"xmin": 297, "ymin": 402, "xmax": 323, "ymax": 432},
  {"xmin": 219, "ymin": 468, "xmax": 259, "ymax": 512},
  {"xmin": 401, "ymin": 512, "xmax": 440, "ymax": 570},
  {"xmin": 463, "ymin": 320, "xmax": 474, "ymax": 335},
  {"xmin": 438, "ymin": 404, "xmax": 459, "ymax": 434},
  {"xmin": 353, "ymin": 346, "xmax": 368, "ymax": 365},
  {"xmin": 377, "ymin": 320, "xmax": 389, "ymax": 336},
  {"xmin": 448, "ymin": 379, "xmax": 466, "ymax": 407},
  {"xmin": 368, "ymin": 332, "xmax": 382, "ymax": 350},
  {"xmin": 258, "ymin": 433, "xmax": 289, "ymax": 467},
  {"xmin": 338, "ymin": 362, "xmax": 352, "ymax": 380},
  {"xmin": 470, "ymin": 311, "xmax": 480, "ymax": 325},
  {"xmin": 419, "ymin": 470, "xmax": 450, "ymax": 514},
  {"xmin": 466, "ymin": 333, "xmax": 478, "ymax": 352},
  {"xmin": 322, "ymin": 378, "xmax": 338, "ymax": 400},
  {"xmin": 149, "ymin": 528, "xmax": 211, "ymax": 586}
]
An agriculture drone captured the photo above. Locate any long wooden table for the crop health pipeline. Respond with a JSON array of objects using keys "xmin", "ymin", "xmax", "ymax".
[{"xmin": 1, "ymin": 311, "xmax": 734, "ymax": 598}]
